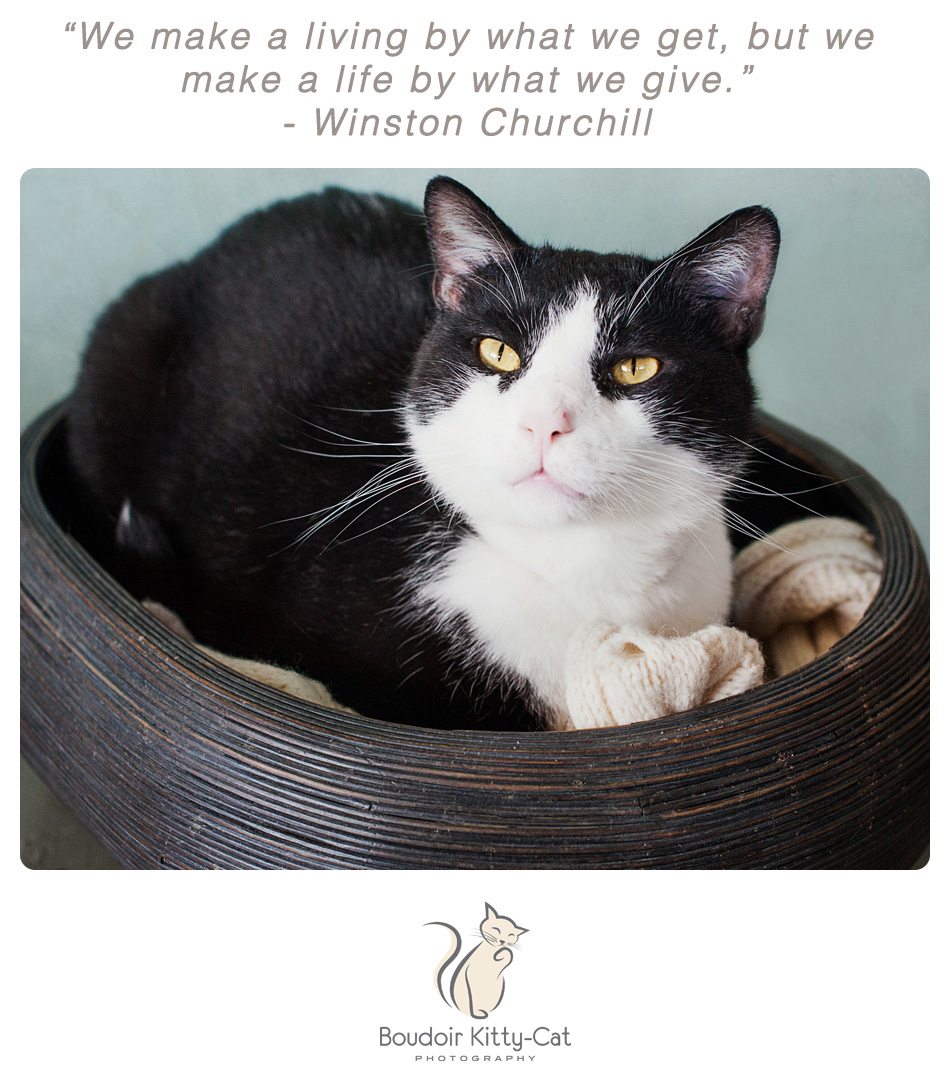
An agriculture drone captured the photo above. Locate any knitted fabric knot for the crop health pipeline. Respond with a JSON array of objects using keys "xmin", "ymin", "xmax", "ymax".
[{"xmin": 555, "ymin": 621, "xmax": 764, "ymax": 731}]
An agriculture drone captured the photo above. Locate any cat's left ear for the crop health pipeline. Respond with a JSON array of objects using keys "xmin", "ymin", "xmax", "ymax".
[
  {"xmin": 425, "ymin": 177, "xmax": 524, "ymax": 311},
  {"xmin": 674, "ymin": 206, "xmax": 780, "ymax": 349}
]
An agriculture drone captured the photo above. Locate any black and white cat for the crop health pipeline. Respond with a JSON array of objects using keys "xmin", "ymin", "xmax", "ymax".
[{"xmin": 68, "ymin": 177, "xmax": 779, "ymax": 731}]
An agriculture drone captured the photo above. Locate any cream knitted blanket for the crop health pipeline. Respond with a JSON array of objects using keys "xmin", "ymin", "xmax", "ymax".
[
  {"xmin": 551, "ymin": 516, "xmax": 882, "ymax": 730},
  {"xmin": 147, "ymin": 516, "xmax": 882, "ymax": 731}
]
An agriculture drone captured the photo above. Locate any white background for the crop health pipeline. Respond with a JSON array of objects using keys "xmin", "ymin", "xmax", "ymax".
[{"xmin": 12, "ymin": 3, "xmax": 941, "ymax": 1078}]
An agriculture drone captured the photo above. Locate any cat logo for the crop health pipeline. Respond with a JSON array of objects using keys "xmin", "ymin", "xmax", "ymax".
[{"xmin": 427, "ymin": 903, "xmax": 529, "ymax": 1018}]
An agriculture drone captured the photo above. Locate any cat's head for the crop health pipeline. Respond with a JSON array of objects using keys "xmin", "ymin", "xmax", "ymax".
[
  {"xmin": 404, "ymin": 177, "xmax": 779, "ymax": 534},
  {"xmin": 480, "ymin": 903, "xmax": 528, "ymax": 947}
]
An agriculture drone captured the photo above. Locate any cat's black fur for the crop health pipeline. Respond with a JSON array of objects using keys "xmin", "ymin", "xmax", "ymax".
[{"xmin": 68, "ymin": 178, "xmax": 778, "ymax": 730}]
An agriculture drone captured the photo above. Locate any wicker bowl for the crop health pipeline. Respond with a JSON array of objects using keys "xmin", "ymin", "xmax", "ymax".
[{"xmin": 21, "ymin": 401, "xmax": 929, "ymax": 868}]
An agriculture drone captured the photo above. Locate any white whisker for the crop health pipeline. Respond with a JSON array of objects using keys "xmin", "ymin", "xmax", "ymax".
[{"xmin": 281, "ymin": 444, "xmax": 403, "ymax": 460}]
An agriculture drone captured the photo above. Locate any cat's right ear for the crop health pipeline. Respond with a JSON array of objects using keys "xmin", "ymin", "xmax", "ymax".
[{"xmin": 424, "ymin": 177, "xmax": 523, "ymax": 311}]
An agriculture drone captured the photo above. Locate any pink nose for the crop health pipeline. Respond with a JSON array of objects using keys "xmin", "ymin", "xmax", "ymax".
[{"xmin": 521, "ymin": 410, "xmax": 574, "ymax": 446}]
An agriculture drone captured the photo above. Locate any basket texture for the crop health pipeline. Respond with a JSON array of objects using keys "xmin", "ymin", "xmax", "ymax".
[{"xmin": 21, "ymin": 401, "xmax": 929, "ymax": 868}]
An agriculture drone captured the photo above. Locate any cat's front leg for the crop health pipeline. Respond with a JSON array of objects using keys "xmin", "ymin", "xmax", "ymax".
[{"xmin": 492, "ymin": 946, "xmax": 513, "ymax": 970}]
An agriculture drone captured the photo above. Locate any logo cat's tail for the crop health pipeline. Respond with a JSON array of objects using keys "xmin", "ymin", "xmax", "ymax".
[{"xmin": 426, "ymin": 922, "xmax": 461, "ymax": 1008}]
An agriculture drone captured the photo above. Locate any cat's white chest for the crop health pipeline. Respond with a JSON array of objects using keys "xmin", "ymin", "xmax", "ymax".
[{"xmin": 417, "ymin": 516, "xmax": 732, "ymax": 718}]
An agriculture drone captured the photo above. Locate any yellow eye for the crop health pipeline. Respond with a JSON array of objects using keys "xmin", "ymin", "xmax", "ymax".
[
  {"xmin": 478, "ymin": 337, "xmax": 521, "ymax": 373},
  {"xmin": 611, "ymin": 356, "xmax": 660, "ymax": 385}
]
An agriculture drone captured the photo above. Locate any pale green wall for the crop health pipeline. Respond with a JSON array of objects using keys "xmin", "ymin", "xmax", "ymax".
[{"xmin": 20, "ymin": 168, "xmax": 929, "ymax": 551}]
